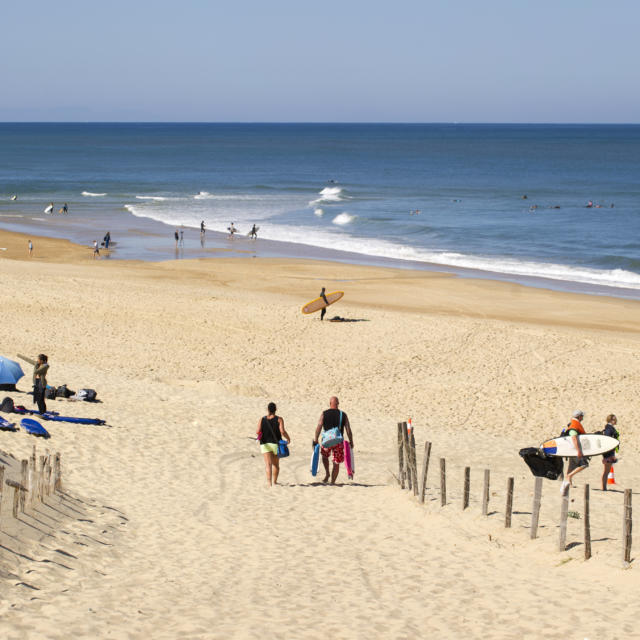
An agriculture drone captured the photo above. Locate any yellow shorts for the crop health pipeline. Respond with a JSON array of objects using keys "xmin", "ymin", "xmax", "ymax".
[{"xmin": 261, "ymin": 443, "xmax": 278, "ymax": 455}]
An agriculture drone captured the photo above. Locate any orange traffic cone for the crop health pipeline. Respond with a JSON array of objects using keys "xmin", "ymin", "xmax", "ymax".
[
  {"xmin": 607, "ymin": 466, "xmax": 617, "ymax": 485},
  {"xmin": 407, "ymin": 418, "xmax": 413, "ymax": 436}
]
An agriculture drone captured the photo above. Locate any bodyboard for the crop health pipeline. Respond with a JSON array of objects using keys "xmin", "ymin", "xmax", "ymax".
[
  {"xmin": 0, "ymin": 416, "xmax": 17, "ymax": 431},
  {"xmin": 344, "ymin": 441, "xmax": 354, "ymax": 479},
  {"xmin": 21, "ymin": 417, "xmax": 50, "ymax": 438},
  {"xmin": 310, "ymin": 443, "xmax": 320, "ymax": 476}
]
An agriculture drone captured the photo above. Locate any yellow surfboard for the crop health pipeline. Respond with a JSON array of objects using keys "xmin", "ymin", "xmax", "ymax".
[{"xmin": 301, "ymin": 291, "xmax": 344, "ymax": 315}]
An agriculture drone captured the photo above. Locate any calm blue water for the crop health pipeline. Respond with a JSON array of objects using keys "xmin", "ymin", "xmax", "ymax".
[{"xmin": 1, "ymin": 123, "xmax": 640, "ymax": 293}]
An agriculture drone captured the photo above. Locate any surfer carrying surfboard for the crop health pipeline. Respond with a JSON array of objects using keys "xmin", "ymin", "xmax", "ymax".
[
  {"xmin": 560, "ymin": 410, "xmax": 588, "ymax": 494},
  {"xmin": 319, "ymin": 287, "xmax": 329, "ymax": 321},
  {"xmin": 313, "ymin": 396, "xmax": 354, "ymax": 484}
]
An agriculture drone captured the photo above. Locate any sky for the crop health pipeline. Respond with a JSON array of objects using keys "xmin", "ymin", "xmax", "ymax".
[{"xmin": 1, "ymin": 0, "xmax": 638, "ymax": 123}]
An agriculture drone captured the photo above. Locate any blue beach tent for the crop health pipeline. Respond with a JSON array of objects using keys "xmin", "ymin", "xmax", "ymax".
[{"xmin": 0, "ymin": 355, "xmax": 24, "ymax": 388}]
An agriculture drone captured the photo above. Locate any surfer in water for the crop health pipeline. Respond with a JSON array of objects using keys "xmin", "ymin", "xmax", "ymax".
[{"xmin": 320, "ymin": 287, "xmax": 329, "ymax": 321}]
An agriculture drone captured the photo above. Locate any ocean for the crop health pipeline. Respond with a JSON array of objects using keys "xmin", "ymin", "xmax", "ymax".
[{"xmin": 1, "ymin": 123, "xmax": 639, "ymax": 297}]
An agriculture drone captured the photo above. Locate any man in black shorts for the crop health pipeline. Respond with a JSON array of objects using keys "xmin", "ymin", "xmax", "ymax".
[{"xmin": 313, "ymin": 396, "xmax": 354, "ymax": 484}]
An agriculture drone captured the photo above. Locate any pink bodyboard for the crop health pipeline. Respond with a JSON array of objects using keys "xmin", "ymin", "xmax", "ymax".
[{"xmin": 344, "ymin": 441, "xmax": 354, "ymax": 479}]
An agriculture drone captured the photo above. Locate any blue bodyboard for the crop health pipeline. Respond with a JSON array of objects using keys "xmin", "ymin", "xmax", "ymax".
[
  {"xmin": 310, "ymin": 443, "xmax": 320, "ymax": 476},
  {"xmin": 0, "ymin": 416, "xmax": 17, "ymax": 431},
  {"xmin": 21, "ymin": 418, "xmax": 50, "ymax": 438}
]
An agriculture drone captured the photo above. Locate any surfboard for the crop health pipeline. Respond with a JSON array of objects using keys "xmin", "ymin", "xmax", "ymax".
[
  {"xmin": 310, "ymin": 443, "xmax": 320, "ymax": 476},
  {"xmin": 20, "ymin": 418, "xmax": 50, "ymax": 438},
  {"xmin": 344, "ymin": 441, "xmax": 354, "ymax": 479},
  {"xmin": 0, "ymin": 416, "xmax": 17, "ymax": 431},
  {"xmin": 44, "ymin": 205, "xmax": 53, "ymax": 214},
  {"xmin": 541, "ymin": 433, "xmax": 618, "ymax": 457},
  {"xmin": 247, "ymin": 226, "xmax": 260, "ymax": 237},
  {"xmin": 40, "ymin": 413, "xmax": 106, "ymax": 425},
  {"xmin": 301, "ymin": 291, "xmax": 344, "ymax": 315}
]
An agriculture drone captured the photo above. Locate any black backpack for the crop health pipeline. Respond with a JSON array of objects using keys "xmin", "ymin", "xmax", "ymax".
[
  {"xmin": 519, "ymin": 447, "xmax": 564, "ymax": 480},
  {"xmin": 56, "ymin": 384, "xmax": 74, "ymax": 398},
  {"xmin": 0, "ymin": 396, "xmax": 15, "ymax": 413}
]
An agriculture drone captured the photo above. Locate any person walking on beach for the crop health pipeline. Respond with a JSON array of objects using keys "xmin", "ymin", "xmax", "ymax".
[
  {"xmin": 93, "ymin": 240, "xmax": 100, "ymax": 259},
  {"xmin": 249, "ymin": 224, "xmax": 258, "ymax": 239},
  {"xmin": 62, "ymin": 203, "xmax": 68, "ymax": 214},
  {"xmin": 21, "ymin": 354, "xmax": 49, "ymax": 414},
  {"xmin": 319, "ymin": 287, "xmax": 329, "ymax": 321},
  {"xmin": 601, "ymin": 414, "xmax": 620, "ymax": 490},
  {"xmin": 179, "ymin": 229, "xmax": 184, "ymax": 247},
  {"xmin": 28, "ymin": 239, "xmax": 33, "ymax": 257},
  {"xmin": 200, "ymin": 220, "xmax": 206, "ymax": 235},
  {"xmin": 560, "ymin": 410, "xmax": 588, "ymax": 494},
  {"xmin": 257, "ymin": 402, "xmax": 291, "ymax": 486},
  {"xmin": 103, "ymin": 231, "xmax": 111, "ymax": 249},
  {"xmin": 313, "ymin": 396, "xmax": 354, "ymax": 484},
  {"xmin": 228, "ymin": 222, "xmax": 237, "ymax": 238},
  {"xmin": 174, "ymin": 229, "xmax": 179, "ymax": 248}
]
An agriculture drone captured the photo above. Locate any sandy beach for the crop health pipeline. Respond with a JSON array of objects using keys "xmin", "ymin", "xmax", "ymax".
[{"xmin": 1, "ymin": 227, "xmax": 639, "ymax": 639}]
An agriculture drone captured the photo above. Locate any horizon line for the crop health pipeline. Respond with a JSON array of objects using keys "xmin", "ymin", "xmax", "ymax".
[{"xmin": 1, "ymin": 121, "xmax": 639, "ymax": 126}]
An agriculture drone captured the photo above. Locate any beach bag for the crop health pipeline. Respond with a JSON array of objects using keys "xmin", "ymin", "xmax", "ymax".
[
  {"xmin": 45, "ymin": 385, "xmax": 57, "ymax": 400},
  {"xmin": 277, "ymin": 440, "xmax": 290, "ymax": 458},
  {"xmin": 0, "ymin": 396, "xmax": 15, "ymax": 413},
  {"xmin": 519, "ymin": 447, "xmax": 564, "ymax": 480},
  {"xmin": 76, "ymin": 389, "xmax": 97, "ymax": 402},
  {"xmin": 56, "ymin": 384, "xmax": 74, "ymax": 398},
  {"xmin": 321, "ymin": 411, "xmax": 344, "ymax": 449}
]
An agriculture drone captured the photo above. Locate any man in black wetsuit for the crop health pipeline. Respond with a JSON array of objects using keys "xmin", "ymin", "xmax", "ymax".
[
  {"xmin": 313, "ymin": 396, "xmax": 354, "ymax": 484},
  {"xmin": 320, "ymin": 287, "xmax": 329, "ymax": 321}
]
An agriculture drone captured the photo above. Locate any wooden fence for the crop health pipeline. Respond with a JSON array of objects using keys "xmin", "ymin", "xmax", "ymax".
[
  {"xmin": 0, "ymin": 446, "xmax": 62, "ymax": 528},
  {"xmin": 396, "ymin": 421, "xmax": 632, "ymax": 565}
]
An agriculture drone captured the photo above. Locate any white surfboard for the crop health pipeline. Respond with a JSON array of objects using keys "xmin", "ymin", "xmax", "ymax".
[
  {"xmin": 44, "ymin": 204, "xmax": 53, "ymax": 214},
  {"xmin": 541, "ymin": 433, "xmax": 618, "ymax": 457}
]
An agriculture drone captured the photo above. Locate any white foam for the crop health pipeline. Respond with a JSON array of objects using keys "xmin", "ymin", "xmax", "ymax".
[
  {"xmin": 332, "ymin": 212, "xmax": 355, "ymax": 226},
  {"xmin": 314, "ymin": 208, "xmax": 324, "ymax": 217},
  {"xmin": 194, "ymin": 191, "xmax": 214, "ymax": 199},
  {"xmin": 82, "ymin": 191, "xmax": 106, "ymax": 197},
  {"xmin": 309, "ymin": 186, "xmax": 346, "ymax": 206},
  {"xmin": 135, "ymin": 195, "xmax": 167, "ymax": 201}
]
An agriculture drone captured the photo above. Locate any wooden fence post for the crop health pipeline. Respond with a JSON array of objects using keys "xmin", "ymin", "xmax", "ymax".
[
  {"xmin": 20, "ymin": 460, "xmax": 28, "ymax": 512},
  {"xmin": 623, "ymin": 488, "xmax": 632, "ymax": 564},
  {"xmin": 420, "ymin": 441, "xmax": 432, "ymax": 504},
  {"xmin": 402, "ymin": 422, "xmax": 412, "ymax": 492},
  {"xmin": 410, "ymin": 432, "xmax": 418, "ymax": 497},
  {"xmin": 559, "ymin": 488, "xmax": 569, "ymax": 551},
  {"xmin": 29, "ymin": 446, "xmax": 36, "ymax": 506},
  {"xmin": 530, "ymin": 477, "xmax": 542, "ymax": 539},
  {"xmin": 505, "ymin": 477, "xmax": 514, "ymax": 528},
  {"xmin": 584, "ymin": 484, "xmax": 591, "ymax": 560},
  {"xmin": 54, "ymin": 453, "xmax": 61, "ymax": 492},
  {"xmin": 462, "ymin": 467, "xmax": 470, "ymax": 510},
  {"xmin": 482, "ymin": 469, "xmax": 490, "ymax": 516},
  {"xmin": 397, "ymin": 423, "xmax": 404, "ymax": 489},
  {"xmin": 0, "ymin": 466, "xmax": 4, "ymax": 519},
  {"xmin": 38, "ymin": 455, "xmax": 46, "ymax": 502},
  {"xmin": 440, "ymin": 458, "xmax": 447, "ymax": 506}
]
